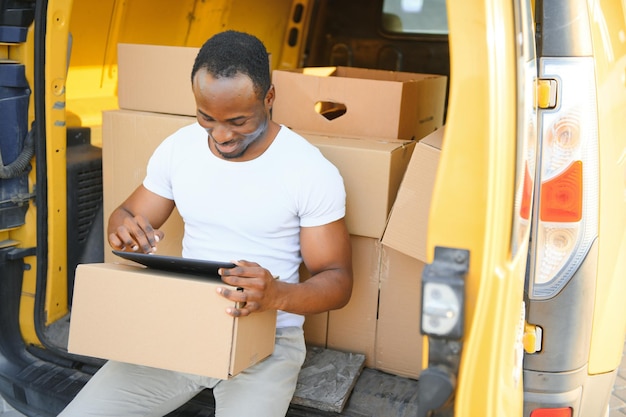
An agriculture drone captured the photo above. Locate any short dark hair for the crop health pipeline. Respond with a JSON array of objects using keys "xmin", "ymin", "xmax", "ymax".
[{"xmin": 191, "ymin": 30, "xmax": 271, "ymax": 100}]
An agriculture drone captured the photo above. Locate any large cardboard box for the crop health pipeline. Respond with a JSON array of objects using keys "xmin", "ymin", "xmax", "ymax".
[
  {"xmin": 302, "ymin": 132, "xmax": 416, "ymax": 239},
  {"xmin": 102, "ymin": 110, "xmax": 196, "ymax": 261},
  {"xmin": 68, "ymin": 263, "xmax": 277, "ymax": 379},
  {"xmin": 376, "ymin": 246, "xmax": 425, "ymax": 378},
  {"xmin": 382, "ymin": 127, "xmax": 444, "ymax": 262},
  {"xmin": 272, "ymin": 66, "xmax": 447, "ymax": 140},
  {"xmin": 327, "ymin": 236, "xmax": 381, "ymax": 367},
  {"xmin": 117, "ymin": 44, "xmax": 199, "ymax": 116}
]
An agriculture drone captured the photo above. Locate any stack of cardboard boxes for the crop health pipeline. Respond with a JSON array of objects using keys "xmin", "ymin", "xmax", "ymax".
[
  {"xmin": 73, "ymin": 43, "xmax": 446, "ymax": 380},
  {"xmin": 271, "ymin": 66, "xmax": 447, "ymax": 378}
]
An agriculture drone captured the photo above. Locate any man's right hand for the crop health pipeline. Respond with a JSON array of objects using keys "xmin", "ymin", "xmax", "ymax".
[
  {"xmin": 108, "ymin": 213, "xmax": 165, "ymax": 254},
  {"xmin": 107, "ymin": 185, "xmax": 175, "ymax": 254}
]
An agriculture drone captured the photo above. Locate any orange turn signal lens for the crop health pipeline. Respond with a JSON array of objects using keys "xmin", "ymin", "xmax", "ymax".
[{"xmin": 540, "ymin": 160, "xmax": 583, "ymax": 222}]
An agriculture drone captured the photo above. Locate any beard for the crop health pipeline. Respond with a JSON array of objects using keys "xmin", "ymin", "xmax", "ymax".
[{"xmin": 208, "ymin": 117, "xmax": 269, "ymax": 160}]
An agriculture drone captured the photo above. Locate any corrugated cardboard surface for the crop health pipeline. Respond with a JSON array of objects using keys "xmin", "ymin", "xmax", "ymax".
[
  {"xmin": 327, "ymin": 236, "xmax": 381, "ymax": 368},
  {"xmin": 301, "ymin": 132, "xmax": 416, "ymax": 239},
  {"xmin": 117, "ymin": 44, "xmax": 199, "ymax": 116},
  {"xmin": 102, "ymin": 110, "xmax": 195, "ymax": 261},
  {"xmin": 272, "ymin": 66, "xmax": 447, "ymax": 140},
  {"xmin": 68, "ymin": 263, "xmax": 276, "ymax": 379},
  {"xmin": 382, "ymin": 127, "xmax": 444, "ymax": 262},
  {"xmin": 376, "ymin": 246, "xmax": 425, "ymax": 378}
]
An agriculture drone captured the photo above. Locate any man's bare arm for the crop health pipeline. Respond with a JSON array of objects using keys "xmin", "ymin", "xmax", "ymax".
[
  {"xmin": 107, "ymin": 185, "xmax": 175, "ymax": 253},
  {"xmin": 218, "ymin": 218, "xmax": 353, "ymax": 316}
]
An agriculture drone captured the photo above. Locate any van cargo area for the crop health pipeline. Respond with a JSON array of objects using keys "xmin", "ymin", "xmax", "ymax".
[{"xmin": 1, "ymin": 0, "xmax": 625, "ymax": 417}]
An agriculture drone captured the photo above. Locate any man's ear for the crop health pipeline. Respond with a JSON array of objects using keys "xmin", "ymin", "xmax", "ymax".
[{"xmin": 265, "ymin": 85, "xmax": 276, "ymax": 109}]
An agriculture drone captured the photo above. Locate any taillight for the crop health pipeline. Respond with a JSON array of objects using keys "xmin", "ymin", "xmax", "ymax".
[
  {"xmin": 540, "ymin": 160, "xmax": 583, "ymax": 222},
  {"xmin": 528, "ymin": 57, "xmax": 599, "ymax": 299},
  {"xmin": 530, "ymin": 407, "xmax": 573, "ymax": 417}
]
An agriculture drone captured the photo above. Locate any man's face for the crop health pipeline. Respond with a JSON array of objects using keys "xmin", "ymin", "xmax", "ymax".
[{"xmin": 192, "ymin": 69, "xmax": 271, "ymax": 161}]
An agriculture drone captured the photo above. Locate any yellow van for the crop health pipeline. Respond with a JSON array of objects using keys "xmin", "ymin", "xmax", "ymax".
[{"xmin": 0, "ymin": 0, "xmax": 624, "ymax": 416}]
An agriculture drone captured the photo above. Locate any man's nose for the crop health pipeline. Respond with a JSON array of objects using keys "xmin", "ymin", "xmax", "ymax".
[{"xmin": 211, "ymin": 124, "xmax": 234, "ymax": 143}]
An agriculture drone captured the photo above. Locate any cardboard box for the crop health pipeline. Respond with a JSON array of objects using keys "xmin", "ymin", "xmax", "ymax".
[
  {"xmin": 117, "ymin": 44, "xmax": 199, "ymax": 116},
  {"xmin": 376, "ymin": 246, "xmax": 425, "ymax": 378},
  {"xmin": 102, "ymin": 110, "xmax": 196, "ymax": 261},
  {"xmin": 302, "ymin": 132, "xmax": 416, "ymax": 239},
  {"xmin": 382, "ymin": 127, "xmax": 444, "ymax": 262},
  {"xmin": 272, "ymin": 66, "xmax": 447, "ymax": 140},
  {"xmin": 68, "ymin": 263, "xmax": 276, "ymax": 379},
  {"xmin": 327, "ymin": 236, "xmax": 381, "ymax": 367}
]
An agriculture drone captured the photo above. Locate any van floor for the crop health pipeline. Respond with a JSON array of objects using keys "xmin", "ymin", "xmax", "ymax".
[
  {"xmin": 42, "ymin": 316, "xmax": 445, "ymax": 417},
  {"xmin": 168, "ymin": 367, "xmax": 423, "ymax": 417}
]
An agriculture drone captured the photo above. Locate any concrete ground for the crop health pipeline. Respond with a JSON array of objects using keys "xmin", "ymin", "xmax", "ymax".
[{"xmin": 2, "ymin": 340, "xmax": 626, "ymax": 416}]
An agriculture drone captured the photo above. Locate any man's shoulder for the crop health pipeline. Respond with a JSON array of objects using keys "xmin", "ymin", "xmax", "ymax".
[
  {"xmin": 274, "ymin": 126, "xmax": 341, "ymax": 175},
  {"xmin": 275, "ymin": 125, "xmax": 321, "ymax": 154}
]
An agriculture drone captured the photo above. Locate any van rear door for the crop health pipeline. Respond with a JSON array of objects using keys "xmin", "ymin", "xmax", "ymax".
[{"xmin": 419, "ymin": 1, "xmax": 536, "ymax": 415}]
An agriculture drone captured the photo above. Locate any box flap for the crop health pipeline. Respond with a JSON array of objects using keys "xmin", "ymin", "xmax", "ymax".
[
  {"xmin": 381, "ymin": 127, "xmax": 444, "ymax": 261},
  {"xmin": 419, "ymin": 124, "xmax": 445, "ymax": 149},
  {"xmin": 302, "ymin": 67, "xmax": 338, "ymax": 77}
]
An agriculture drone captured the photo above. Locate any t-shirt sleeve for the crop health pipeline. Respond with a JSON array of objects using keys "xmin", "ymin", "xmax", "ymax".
[
  {"xmin": 298, "ymin": 156, "xmax": 346, "ymax": 228},
  {"xmin": 143, "ymin": 137, "xmax": 174, "ymax": 200}
]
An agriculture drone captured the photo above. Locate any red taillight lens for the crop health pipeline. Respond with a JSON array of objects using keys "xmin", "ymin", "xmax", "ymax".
[
  {"xmin": 530, "ymin": 407, "xmax": 572, "ymax": 417},
  {"xmin": 539, "ymin": 160, "xmax": 583, "ymax": 222}
]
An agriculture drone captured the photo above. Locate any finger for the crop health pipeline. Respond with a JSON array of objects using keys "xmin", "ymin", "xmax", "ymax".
[
  {"xmin": 225, "ymin": 306, "xmax": 251, "ymax": 317},
  {"xmin": 135, "ymin": 216, "xmax": 163, "ymax": 248},
  {"xmin": 113, "ymin": 225, "xmax": 141, "ymax": 251},
  {"xmin": 108, "ymin": 233, "xmax": 125, "ymax": 250},
  {"xmin": 221, "ymin": 263, "xmax": 265, "ymax": 280},
  {"xmin": 119, "ymin": 216, "xmax": 158, "ymax": 253},
  {"xmin": 216, "ymin": 286, "xmax": 248, "ymax": 303},
  {"xmin": 232, "ymin": 259, "xmax": 260, "ymax": 268}
]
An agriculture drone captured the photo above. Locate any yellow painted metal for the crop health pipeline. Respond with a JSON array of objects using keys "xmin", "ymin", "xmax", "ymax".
[
  {"xmin": 40, "ymin": 0, "xmax": 73, "ymax": 330},
  {"xmin": 276, "ymin": 0, "xmax": 313, "ymax": 70},
  {"xmin": 587, "ymin": 0, "xmax": 626, "ymax": 375},
  {"xmin": 64, "ymin": 0, "xmax": 296, "ymax": 131},
  {"xmin": 65, "ymin": 0, "xmax": 122, "ymax": 129},
  {"xmin": 426, "ymin": 0, "xmax": 525, "ymax": 415},
  {"xmin": 185, "ymin": 0, "xmax": 296, "ymax": 69},
  {"xmin": 185, "ymin": 0, "xmax": 232, "ymax": 46}
]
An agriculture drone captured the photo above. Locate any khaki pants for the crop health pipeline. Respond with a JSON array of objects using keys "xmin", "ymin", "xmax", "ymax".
[{"xmin": 58, "ymin": 327, "xmax": 306, "ymax": 417}]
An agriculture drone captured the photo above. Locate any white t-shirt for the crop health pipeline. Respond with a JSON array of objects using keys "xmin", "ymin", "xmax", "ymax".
[{"xmin": 143, "ymin": 123, "xmax": 346, "ymax": 328}]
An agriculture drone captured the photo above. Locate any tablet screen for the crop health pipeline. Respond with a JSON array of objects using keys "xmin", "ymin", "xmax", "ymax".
[{"xmin": 112, "ymin": 250, "xmax": 235, "ymax": 280}]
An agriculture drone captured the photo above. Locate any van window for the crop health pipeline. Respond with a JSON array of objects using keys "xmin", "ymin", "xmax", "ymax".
[{"xmin": 382, "ymin": 0, "xmax": 448, "ymax": 35}]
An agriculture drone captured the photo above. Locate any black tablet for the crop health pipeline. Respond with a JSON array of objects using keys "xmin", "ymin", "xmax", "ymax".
[{"xmin": 112, "ymin": 250, "xmax": 236, "ymax": 280}]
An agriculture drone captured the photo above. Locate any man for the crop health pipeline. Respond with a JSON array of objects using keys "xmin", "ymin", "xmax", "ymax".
[{"xmin": 58, "ymin": 30, "xmax": 352, "ymax": 417}]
